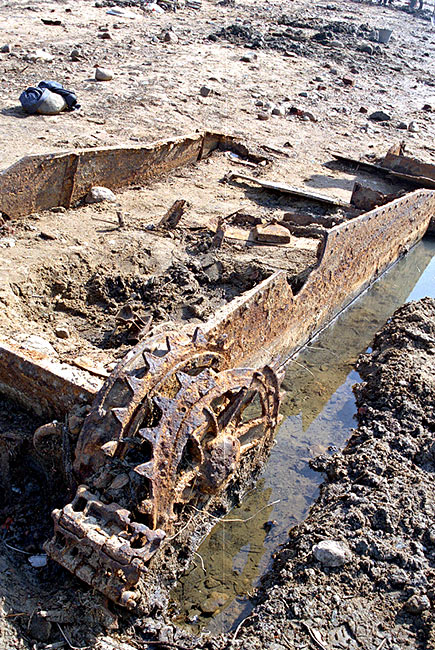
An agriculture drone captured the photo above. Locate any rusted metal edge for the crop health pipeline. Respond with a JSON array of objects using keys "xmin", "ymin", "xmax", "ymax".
[
  {"xmin": 0, "ymin": 339, "xmax": 101, "ymax": 417},
  {"xmin": 332, "ymin": 151, "xmax": 435, "ymax": 190},
  {"xmin": 204, "ymin": 189, "xmax": 435, "ymax": 367},
  {"xmin": 0, "ymin": 132, "xmax": 259, "ymax": 219},
  {"xmin": 225, "ymin": 171, "xmax": 349, "ymax": 207}
]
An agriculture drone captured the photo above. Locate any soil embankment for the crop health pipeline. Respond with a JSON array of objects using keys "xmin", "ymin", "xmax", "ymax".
[{"xmin": 210, "ymin": 297, "xmax": 435, "ymax": 650}]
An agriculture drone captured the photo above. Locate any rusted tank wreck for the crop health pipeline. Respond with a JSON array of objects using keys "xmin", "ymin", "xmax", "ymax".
[{"xmin": 0, "ymin": 132, "xmax": 433, "ymax": 611}]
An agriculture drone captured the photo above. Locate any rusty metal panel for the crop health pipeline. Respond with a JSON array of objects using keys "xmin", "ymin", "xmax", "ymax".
[
  {"xmin": 0, "ymin": 133, "xmax": 212, "ymax": 219},
  {"xmin": 0, "ymin": 152, "xmax": 77, "ymax": 218},
  {"xmin": 0, "ymin": 340, "xmax": 101, "ymax": 417},
  {"xmin": 69, "ymin": 134, "xmax": 205, "ymax": 203},
  {"xmin": 205, "ymin": 189, "xmax": 435, "ymax": 367},
  {"xmin": 0, "ymin": 132, "xmax": 260, "ymax": 220}
]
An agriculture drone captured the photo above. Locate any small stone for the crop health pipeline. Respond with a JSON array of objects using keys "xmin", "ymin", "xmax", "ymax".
[
  {"xmin": 51, "ymin": 206, "xmax": 67, "ymax": 213},
  {"xmin": 397, "ymin": 121, "xmax": 408, "ymax": 130},
  {"xmin": 369, "ymin": 110, "xmax": 391, "ymax": 122},
  {"xmin": 262, "ymin": 101, "xmax": 276, "ymax": 111},
  {"xmin": 358, "ymin": 43, "xmax": 374, "ymax": 55},
  {"xmin": 299, "ymin": 91, "xmax": 308, "ymax": 97},
  {"xmin": 37, "ymin": 90, "xmax": 67, "ymax": 115},
  {"xmin": 272, "ymin": 106, "xmax": 284, "ymax": 116},
  {"xmin": 200, "ymin": 85, "xmax": 212, "ymax": 97},
  {"xmin": 98, "ymin": 31, "xmax": 112, "ymax": 39},
  {"xmin": 343, "ymin": 77, "xmax": 354, "ymax": 86},
  {"xmin": 70, "ymin": 48, "xmax": 81, "ymax": 61},
  {"xmin": 257, "ymin": 111, "xmax": 270, "ymax": 121},
  {"xmin": 19, "ymin": 335, "xmax": 57, "ymax": 356},
  {"xmin": 86, "ymin": 186, "xmax": 116, "ymax": 203},
  {"xmin": 55, "ymin": 325, "xmax": 70, "ymax": 339},
  {"xmin": 359, "ymin": 106, "xmax": 368, "ymax": 114},
  {"xmin": 200, "ymin": 592, "xmax": 227, "ymax": 615},
  {"xmin": 405, "ymin": 594, "xmax": 430, "ymax": 614},
  {"xmin": 240, "ymin": 53, "xmax": 257, "ymax": 62},
  {"xmin": 312, "ymin": 539, "xmax": 351, "ymax": 567},
  {"xmin": 163, "ymin": 30, "xmax": 179, "ymax": 43},
  {"xmin": 95, "ymin": 67, "xmax": 114, "ymax": 81},
  {"xmin": 25, "ymin": 49, "xmax": 54, "ymax": 62},
  {"xmin": 408, "ymin": 121, "xmax": 420, "ymax": 132},
  {"xmin": 0, "ymin": 44, "xmax": 11, "ymax": 53}
]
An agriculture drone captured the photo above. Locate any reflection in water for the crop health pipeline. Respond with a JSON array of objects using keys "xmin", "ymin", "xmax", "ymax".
[{"xmin": 173, "ymin": 237, "xmax": 435, "ymax": 634}]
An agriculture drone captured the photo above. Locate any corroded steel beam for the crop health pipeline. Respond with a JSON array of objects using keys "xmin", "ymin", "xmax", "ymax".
[{"xmin": 204, "ymin": 189, "xmax": 435, "ymax": 367}]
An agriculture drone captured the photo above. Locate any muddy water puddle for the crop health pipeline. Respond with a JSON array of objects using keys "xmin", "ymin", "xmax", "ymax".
[{"xmin": 172, "ymin": 236, "xmax": 435, "ymax": 633}]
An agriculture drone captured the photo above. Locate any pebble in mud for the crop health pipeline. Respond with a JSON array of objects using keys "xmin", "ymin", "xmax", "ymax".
[{"xmin": 312, "ymin": 539, "xmax": 351, "ymax": 567}]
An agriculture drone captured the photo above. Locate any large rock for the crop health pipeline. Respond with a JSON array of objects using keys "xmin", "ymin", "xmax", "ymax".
[
  {"xmin": 95, "ymin": 67, "xmax": 114, "ymax": 81},
  {"xmin": 86, "ymin": 186, "xmax": 116, "ymax": 203},
  {"xmin": 37, "ymin": 90, "xmax": 67, "ymax": 115}
]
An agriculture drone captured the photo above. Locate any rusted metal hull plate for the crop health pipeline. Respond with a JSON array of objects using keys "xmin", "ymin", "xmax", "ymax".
[
  {"xmin": 205, "ymin": 189, "xmax": 435, "ymax": 367},
  {"xmin": 0, "ymin": 339, "xmax": 101, "ymax": 417},
  {"xmin": 0, "ymin": 132, "xmax": 231, "ymax": 219}
]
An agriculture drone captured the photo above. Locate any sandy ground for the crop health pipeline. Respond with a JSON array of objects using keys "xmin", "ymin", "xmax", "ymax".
[{"xmin": 1, "ymin": 0, "xmax": 435, "ymax": 648}]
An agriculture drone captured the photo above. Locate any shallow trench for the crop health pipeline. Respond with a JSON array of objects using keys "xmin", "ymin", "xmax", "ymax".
[{"xmin": 171, "ymin": 235, "xmax": 435, "ymax": 634}]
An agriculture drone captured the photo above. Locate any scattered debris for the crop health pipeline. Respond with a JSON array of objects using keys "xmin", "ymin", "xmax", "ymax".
[
  {"xmin": 28, "ymin": 554, "xmax": 48, "ymax": 568},
  {"xmin": 158, "ymin": 199, "xmax": 187, "ymax": 228},
  {"xmin": 200, "ymin": 85, "xmax": 212, "ymax": 97},
  {"xmin": 350, "ymin": 182, "xmax": 399, "ymax": 212},
  {"xmin": 19, "ymin": 81, "xmax": 80, "ymax": 114},
  {"xmin": 252, "ymin": 223, "xmax": 291, "ymax": 244}
]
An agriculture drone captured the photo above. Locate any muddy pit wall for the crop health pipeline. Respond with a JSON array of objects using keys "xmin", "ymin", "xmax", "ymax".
[
  {"xmin": 204, "ymin": 189, "xmax": 435, "ymax": 368},
  {"xmin": 0, "ymin": 131, "xmax": 243, "ymax": 219}
]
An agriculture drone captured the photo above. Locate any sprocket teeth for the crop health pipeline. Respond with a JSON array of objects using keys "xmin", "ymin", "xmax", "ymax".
[
  {"xmin": 111, "ymin": 407, "xmax": 130, "ymax": 424},
  {"xmin": 138, "ymin": 427, "xmax": 161, "ymax": 445},
  {"xmin": 133, "ymin": 461, "xmax": 154, "ymax": 479},
  {"xmin": 152, "ymin": 395, "xmax": 178, "ymax": 412},
  {"xmin": 175, "ymin": 371, "xmax": 196, "ymax": 391},
  {"xmin": 142, "ymin": 351, "xmax": 161, "ymax": 374},
  {"xmin": 192, "ymin": 327, "xmax": 207, "ymax": 345},
  {"xmin": 101, "ymin": 441, "xmax": 118, "ymax": 457},
  {"xmin": 125, "ymin": 375, "xmax": 143, "ymax": 393}
]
